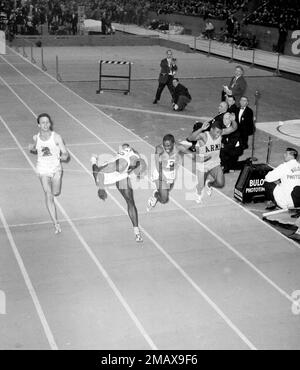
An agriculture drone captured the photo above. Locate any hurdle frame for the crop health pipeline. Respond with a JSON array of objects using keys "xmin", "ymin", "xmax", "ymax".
[{"xmin": 96, "ymin": 60, "xmax": 132, "ymax": 95}]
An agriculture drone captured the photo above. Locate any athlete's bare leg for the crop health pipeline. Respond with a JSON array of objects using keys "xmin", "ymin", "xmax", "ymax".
[
  {"xmin": 39, "ymin": 174, "xmax": 61, "ymax": 233},
  {"xmin": 196, "ymin": 166, "xmax": 224, "ymax": 202},
  {"xmin": 52, "ymin": 170, "xmax": 63, "ymax": 196},
  {"xmin": 154, "ymin": 179, "xmax": 173, "ymax": 204},
  {"xmin": 117, "ymin": 178, "xmax": 138, "ymax": 227},
  {"xmin": 116, "ymin": 178, "xmax": 142, "ymax": 242},
  {"xmin": 207, "ymin": 166, "xmax": 225, "ymax": 189}
]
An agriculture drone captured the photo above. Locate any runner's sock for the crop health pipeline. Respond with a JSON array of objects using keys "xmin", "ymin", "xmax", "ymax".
[{"xmin": 133, "ymin": 227, "xmax": 140, "ymax": 235}]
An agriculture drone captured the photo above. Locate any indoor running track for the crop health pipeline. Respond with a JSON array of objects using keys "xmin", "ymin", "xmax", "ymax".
[{"xmin": 0, "ymin": 49, "xmax": 300, "ymax": 350}]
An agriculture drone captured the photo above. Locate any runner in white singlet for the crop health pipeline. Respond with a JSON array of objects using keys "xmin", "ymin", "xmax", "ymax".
[
  {"xmin": 28, "ymin": 113, "xmax": 69, "ymax": 234},
  {"xmin": 147, "ymin": 134, "xmax": 191, "ymax": 211},
  {"xmin": 91, "ymin": 144, "xmax": 147, "ymax": 243}
]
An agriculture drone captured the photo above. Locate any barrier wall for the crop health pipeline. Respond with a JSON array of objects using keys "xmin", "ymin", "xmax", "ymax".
[
  {"xmin": 147, "ymin": 11, "xmax": 300, "ymax": 57},
  {"xmin": 13, "ymin": 33, "xmax": 159, "ymax": 47},
  {"xmin": 12, "ymin": 32, "xmax": 191, "ymax": 53}
]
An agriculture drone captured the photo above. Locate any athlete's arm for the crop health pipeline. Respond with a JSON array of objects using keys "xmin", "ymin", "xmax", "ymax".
[
  {"xmin": 155, "ymin": 145, "xmax": 164, "ymax": 171},
  {"xmin": 95, "ymin": 172, "xmax": 108, "ymax": 201},
  {"xmin": 55, "ymin": 133, "xmax": 69, "ymax": 161},
  {"xmin": 129, "ymin": 156, "xmax": 147, "ymax": 179},
  {"xmin": 187, "ymin": 120, "xmax": 210, "ymax": 141},
  {"xmin": 176, "ymin": 143, "xmax": 196, "ymax": 156},
  {"xmin": 197, "ymin": 132, "xmax": 208, "ymax": 147},
  {"xmin": 28, "ymin": 135, "xmax": 38, "ymax": 154}
]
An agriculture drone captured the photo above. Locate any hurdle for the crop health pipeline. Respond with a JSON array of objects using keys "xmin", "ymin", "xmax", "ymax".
[{"xmin": 96, "ymin": 60, "xmax": 132, "ymax": 95}]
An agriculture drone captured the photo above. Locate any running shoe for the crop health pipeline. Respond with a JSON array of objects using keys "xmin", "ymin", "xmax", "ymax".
[
  {"xmin": 90, "ymin": 154, "xmax": 98, "ymax": 165},
  {"xmin": 135, "ymin": 233, "xmax": 143, "ymax": 243},
  {"xmin": 195, "ymin": 192, "xmax": 204, "ymax": 204},
  {"xmin": 205, "ymin": 181, "xmax": 213, "ymax": 196},
  {"xmin": 54, "ymin": 223, "xmax": 61, "ymax": 234},
  {"xmin": 147, "ymin": 191, "xmax": 158, "ymax": 211}
]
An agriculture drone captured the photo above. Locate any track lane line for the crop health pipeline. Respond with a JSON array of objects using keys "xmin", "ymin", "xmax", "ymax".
[
  {"xmin": 0, "ymin": 207, "xmax": 58, "ymax": 350},
  {"xmin": 0, "ymin": 113, "xmax": 157, "ymax": 350},
  {"xmin": 0, "ymin": 61, "xmax": 257, "ymax": 350},
  {"xmin": 2, "ymin": 58, "xmax": 299, "ymax": 312},
  {"xmin": 4, "ymin": 46, "xmax": 298, "ymax": 249},
  {"xmin": 3, "ymin": 55, "xmax": 300, "ymax": 338}
]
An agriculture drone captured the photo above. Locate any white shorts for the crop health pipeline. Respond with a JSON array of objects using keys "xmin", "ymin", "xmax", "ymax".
[
  {"xmin": 103, "ymin": 171, "xmax": 129, "ymax": 185},
  {"xmin": 36, "ymin": 164, "xmax": 62, "ymax": 178},
  {"xmin": 152, "ymin": 168, "xmax": 176, "ymax": 184}
]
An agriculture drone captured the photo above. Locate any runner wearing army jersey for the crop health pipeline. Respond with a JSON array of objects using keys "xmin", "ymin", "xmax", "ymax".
[{"xmin": 187, "ymin": 115, "xmax": 237, "ymax": 203}]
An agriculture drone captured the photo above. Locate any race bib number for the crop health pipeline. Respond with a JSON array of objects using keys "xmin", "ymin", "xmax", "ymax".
[{"xmin": 166, "ymin": 159, "xmax": 175, "ymax": 170}]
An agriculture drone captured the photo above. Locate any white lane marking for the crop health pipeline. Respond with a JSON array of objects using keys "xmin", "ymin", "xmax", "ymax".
[
  {"xmin": 0, "ymin": 113, "xmax": 157, "ymax": 350},
  {"xmin": 94, "ymin": 103, "xmax": 210, "ymax": 121},
  {"xmin": 0, "ymin": 206, "xmax": 58, "ymax": 350},
  {"xmin": 5, "ymin": 51, "xmax": 300, "ymax": 340},
  {"xmin": 5, "ymin": 45, "xmax": 296, "ymax": 249},
  {"xmin": 0, "ymin": 62, "xmax": 258, "ymax": 350}
]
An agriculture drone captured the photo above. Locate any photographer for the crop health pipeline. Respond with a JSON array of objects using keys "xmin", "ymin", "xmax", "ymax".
[
  {"xmin": 153, "ymin": 49, "xmax": 177, "ymax": 104},
  {"xmin": 172, "ymin": 78, "xmax": 192, "ymax": 111}
]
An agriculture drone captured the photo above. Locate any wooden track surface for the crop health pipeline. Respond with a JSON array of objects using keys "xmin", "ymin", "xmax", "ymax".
[{"xmin": 0, "ymin": 47, "xmax": 300, "ymax": 350}]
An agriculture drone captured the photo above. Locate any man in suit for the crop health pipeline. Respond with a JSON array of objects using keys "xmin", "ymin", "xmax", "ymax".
[
  {"xmin": 153, "ymin": 49, "xmax": 177, "ymax": 104},
  {"xmin": 222, "ymin": 65, "xmax": 247, "ymax": 107},
  {"xmin": 226, "ymin": 95, "xmax": 239, "ymax": 116},
  {"xmin": 220, "ymin": 112, "xmax": 243, "ymax": 173},
  {"xmin": 277, "ymin": 22, "xmax": 288, "ymax": 54},
  {"xmin": 237, "ymin": 96, "xmax": 254, "ymax": 150},
  {"xmin": 172, "ymin": 78, "xmax": 192, "ymax": 111},
  {"xmin": 70, "ymin": 12, "xmax": 78, "ymax": 35}
]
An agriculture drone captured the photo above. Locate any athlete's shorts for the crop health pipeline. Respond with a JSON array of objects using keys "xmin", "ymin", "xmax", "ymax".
[
  {"xmin": 198, "ymin": 164, "xmax": 223, "ymax": 182},
  {"xmin": 151, "ymin": 168, "xmax": 176, "ymax": 184},
  {"xmin": 103, "ymin": 171, "xmax": 129, "ymax": 185},
  {"xmin": 36, "ymin": 164, "xmax": 62, "ymax": 178},
  {"xmin": 196, "ymin": 158, "xmax": 221, "ymax": 173}
]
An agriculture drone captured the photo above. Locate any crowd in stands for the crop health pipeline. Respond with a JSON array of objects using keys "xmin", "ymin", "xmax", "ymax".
[
  {"xmin": 150, "ymin": 0, "xmax": 249, "ymax": 19},
  {"xmin": 0, "ymin": 0, "xmax": 150, "ymax": 37},
  {"xmin": 150, "ymin": 0, "xmax": 299, "ymax": 30},
  {"xmin": 243, "ymin": 0, "xmax": 299, "ymax": 30},
  {"xmin": 0, "ymin": 0, "xmax": 299, "ymax": 39}
]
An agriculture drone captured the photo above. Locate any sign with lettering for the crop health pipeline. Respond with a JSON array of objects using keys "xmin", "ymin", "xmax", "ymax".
[{"xmin": 291, "ymin": 30, "xmax": 300, "ymax": 56}]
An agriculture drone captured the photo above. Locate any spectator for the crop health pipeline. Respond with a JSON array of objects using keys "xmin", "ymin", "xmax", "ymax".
[
  {"xmin": 277, "ymin": 22, "xmax": 288, "ymax": 54},
  {"xmin": 220, "ymin": 112, "xmax": 243, "ymax": 173},
  {"xmin": 202, "ymin": 18, "xmax": 215, "ymax": 39},
  {"xmin": 288, "ymin": 186, "xmax": 300, "ymax": 241},
  {"xmin": 226, "ymin": 95, "xmax": 239, "ymax": 116},
  {"xmin": 222, "ymin": 65, "xmax": 247, "ymax": 107},
  {"xmin": 236, "ymin": 96, "xmax": 254, "ymax": 150},
  {"xmin": 226, "ymin": 13, "xmax": 235, "ymax": 38},
  {"xmin": 264, "ymin": 148, "xmax": 300, "ymax": 211},
  {"xmin": 172, "ymin": 78, "xmax": 192, "ymax": 111},
  {"xmin": 70, "ymin": 11, "xmax": 78, "ymax": 35},
  {"xmin": 153, "ymin": 49, "xmax": 177, "ymax": 104}
]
